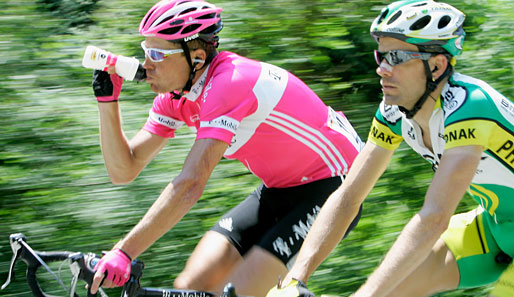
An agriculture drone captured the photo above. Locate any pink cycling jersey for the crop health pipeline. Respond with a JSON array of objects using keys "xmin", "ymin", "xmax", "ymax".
[{"xmin": 144, "ymin": 51, "xmax": 363, "ymax": 188}]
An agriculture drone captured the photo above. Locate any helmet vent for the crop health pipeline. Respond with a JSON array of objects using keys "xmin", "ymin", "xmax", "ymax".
[
  {"xmin": 142, "ymin": 7, "xmax": 157, "ymax": 29},
  {"xmin": 410, "ymin": 15, "xmax": 431, "ymax": 30},
  {"xmin": 438, "ymin": 15, "xmax": 451, "ymax": 29},
  {"xmin": 179, "ymin": 7, "xmax": 197, "ymax": 16},
  {"xmin": 182, "ymin": 24, "xmax": 201, "ymax": 34},
  {"xmin": 197, "ymin": 12, "xmax": 216, "ymax": 20},
  {"xmin": 159, "ymin": 27, "xmax": 181, "ymax": 36},
  {"xmin": 202, "ymin": 23, "xmax": 218, "ymax": 34},
  {"xmin": 387, "ymin": 10, "xmax": 402, "ymax": 25},
  {"xmin": 376, "ymin": 9, "xmax": 389, "ymax": 25},
  {"xmin": 412, "ymin": 2, "xmax": 428, "ymax": 7},
  {"xmin": 157, "ymin": 15, "xmax": 177, "ymax": 26}
]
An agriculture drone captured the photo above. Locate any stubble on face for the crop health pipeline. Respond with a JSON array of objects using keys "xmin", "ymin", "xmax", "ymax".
[{"xmin": 377, "ymin": 38, "xmax": 427, "ymax": 109}]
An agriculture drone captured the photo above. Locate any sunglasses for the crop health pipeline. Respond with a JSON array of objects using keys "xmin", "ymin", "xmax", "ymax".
[
  {"xmin": 374, "ymin": 50, "xmax": 434, "ymax": 67},
  {"xmin": 141, "ymin": 41, "xmax": 184, "ymax": 62}
]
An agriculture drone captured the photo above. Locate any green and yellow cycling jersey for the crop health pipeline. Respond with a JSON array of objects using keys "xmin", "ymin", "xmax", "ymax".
[{"xmin": 368, "ymin": 73, "xmax": 514, "ymax": 257}]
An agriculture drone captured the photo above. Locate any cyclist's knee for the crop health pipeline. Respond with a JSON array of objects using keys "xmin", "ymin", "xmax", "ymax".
[
  {"xmin": 174, "ymin": 270, "xmax": 218, "ymax": 291},
  {"xmin": 174, "ymin": 273, "xmax": 195, "ymax": 290}
]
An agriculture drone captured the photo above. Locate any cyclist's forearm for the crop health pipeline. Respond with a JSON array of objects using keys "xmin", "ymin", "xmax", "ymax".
[
  {"xmin": 113, "ymin": 138, "xmax": 227, "ymax": 259},
  {"xmin": 355, "ymin": 146, "xmax": 481, "ymax": 297},
  {"xmin": 98, "ymin": 103, "xmax": 140, "ymax": 183},
  {"xmin": 354, "ymin": 214, "xmax": 444, "ymax": 297},
  {"xmin": 115, "ymin": 176, "xmax": 204, "ymax": 258}
]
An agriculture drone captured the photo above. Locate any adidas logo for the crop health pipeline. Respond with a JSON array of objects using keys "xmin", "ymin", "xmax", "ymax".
[{"xmin": 219, "ymin": 217, "xmax": 233, "ymax": 232}]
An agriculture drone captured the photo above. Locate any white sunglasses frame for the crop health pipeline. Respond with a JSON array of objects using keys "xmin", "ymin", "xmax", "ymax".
[{"xmin": 141, "ymin": 41, "xmax": 184, "ymax": 62}]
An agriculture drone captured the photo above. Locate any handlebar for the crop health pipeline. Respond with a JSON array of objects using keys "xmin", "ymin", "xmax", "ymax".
[
  {"xmin": 2, "ymin": 233, "xmax": 100, "ymax": 297},
  {"xmin": 2, "ymin": 233, "xmax": 240, "ymax": 297}
]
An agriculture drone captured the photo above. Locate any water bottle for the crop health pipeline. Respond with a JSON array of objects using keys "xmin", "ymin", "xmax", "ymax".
[{"xmin": 82, "ymin": 45, "xmax": 146, "ymax": 82}]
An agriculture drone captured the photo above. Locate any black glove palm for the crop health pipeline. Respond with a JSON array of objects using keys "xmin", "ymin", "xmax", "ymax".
[{"xmin": 92, "ymin": 70, "xmax": 123, "ymax": 102}]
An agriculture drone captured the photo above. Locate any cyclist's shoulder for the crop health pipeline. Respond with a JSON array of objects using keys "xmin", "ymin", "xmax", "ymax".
[
  {"xmin": 207, "ymin": 51, "xmax": 264, "ymax": 91},
  {"xmin": 368, "ymin": 101, "xmax": 404, "ymax": 150},
  {"xmin": 212, "ymin": 51, "xmax": 292, "ymax": 83},
  {"xmin": 446, "ymin": 73, "xmax": 500, "ymax": 99},
  {"xmin": 375, "ymin": 100, "xmax": 403, "ymax": 127},
  {"xmin": 211, "ymin": 51, "xmax": 260, "ymax": 76},
  {"xmin": 442, "ymin": 73, "xmax": 513, "ymax": 124}
]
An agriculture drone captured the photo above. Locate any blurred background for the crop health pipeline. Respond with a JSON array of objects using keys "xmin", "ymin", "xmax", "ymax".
[{"xmin": 0, "ymin": 0, "xmax": 512, "ymax": 296}]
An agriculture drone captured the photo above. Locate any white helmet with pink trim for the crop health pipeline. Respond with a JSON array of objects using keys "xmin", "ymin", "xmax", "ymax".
[{"xmin": 139, "ymin": 0, "xmax": 223, "ymax": 44}]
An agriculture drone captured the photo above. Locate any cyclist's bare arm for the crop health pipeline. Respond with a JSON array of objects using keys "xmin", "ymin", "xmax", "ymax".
[
  {"xmin": 354, "ymin": 145, "xmax": 482, "ymax": 297},
  {"xmin": 285, "ymin": 141, "xmax": 394, "ymax": 285},
  {"xmin": 98, "ymin": 102, "xmax": 168, "ymax": 184},
  {"xmin": 91, "ymin": 138, "xmax": 228, "ymax": 292}
]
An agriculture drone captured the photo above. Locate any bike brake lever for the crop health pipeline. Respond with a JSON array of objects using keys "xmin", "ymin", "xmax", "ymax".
[
  {"xmin": 69, "ymin": 252, "xmax": 108, "ymax": 297},
  {"xmin": 1, "ymin": 233, "xmax": 25, "ymax": 290},
  {"xmin": 69, "ymin": 253, "xmax": 82, "ymax": 297}
]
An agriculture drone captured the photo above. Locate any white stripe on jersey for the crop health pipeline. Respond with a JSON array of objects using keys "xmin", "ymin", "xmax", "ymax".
[
  {"xmin": 200, "ymin": 115, "xmax": 240, "ymax": 134},
  {"xmin": 267, "ymin": 111, "xmax": 348, "ymax": 176},
  {"xmin": 265, "ymin": 118, "xmax": 337, "ymax": 176},
  {"xmin": 271, "ymin": 110, "xmax": 349, "ymax": 173},
  {"xmin": 148, "ymin": 110, "xmax": 185, "ymax": 130},
  {"xmin": 224, "ymin": 61, "xmax": 350, "ymax": 176}
]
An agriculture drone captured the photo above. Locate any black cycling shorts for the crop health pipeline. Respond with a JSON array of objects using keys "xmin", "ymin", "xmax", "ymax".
[{"xmin": 210, "ymin": 176, "xmax": 362, "ymax": 268}]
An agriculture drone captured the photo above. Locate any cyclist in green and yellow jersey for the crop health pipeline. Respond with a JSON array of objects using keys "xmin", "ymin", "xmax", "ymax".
[{"xmin": 267, "ymin": 1, "xmax": 514, "ymax": 296}]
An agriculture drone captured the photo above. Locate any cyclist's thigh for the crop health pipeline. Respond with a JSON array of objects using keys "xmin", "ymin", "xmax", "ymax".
[
  {"xmin": 441, "ymin": 207, "xmax": 508, "ymax": 288},
  {"xmin": 489, "ymin": 263, "xmax": 514, "ymax": 297},
  {"xmin": 256, "ymin": 176, "xmax": 362, "ymax": 268},
  {"xmin": 177, "ymin": 185, "xmax": 273, "ymax": 290},
  {"xmin": 175, "ymin": 231, "xmax": 242, "ymax": 291},
  {"xmin": 228, "ymin": 246, "xmax": 288, "ymax": 297},
  {"xmin": 210, "ymin": 184, "xmax": 277, "ymax": 257}
]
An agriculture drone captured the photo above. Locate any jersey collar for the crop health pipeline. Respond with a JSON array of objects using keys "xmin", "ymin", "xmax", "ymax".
[{"xmin": 183, "ymin": 65, "xmax": 210, "ymax": 102}]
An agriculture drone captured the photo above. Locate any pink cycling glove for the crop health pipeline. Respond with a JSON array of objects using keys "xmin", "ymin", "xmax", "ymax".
[
  {"xmin": 92, "ymin": 70, "xmax": 123, "ymax": 102},
  {"xmin": 94, "ymin": 248, "xmax": 132, "ymax": 286}
]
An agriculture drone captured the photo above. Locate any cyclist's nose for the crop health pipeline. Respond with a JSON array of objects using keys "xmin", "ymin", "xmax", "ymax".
[
  {"xmin": 142, "ymin": 56, "xmax": 155, "ymax": 70},
  {"xmin": 376, "ymin": 60, "xmax": 393, "ymax": 78}
]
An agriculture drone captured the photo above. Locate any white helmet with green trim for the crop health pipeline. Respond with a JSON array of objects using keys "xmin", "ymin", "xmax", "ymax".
[{"xmin": 370, "ymin": 0, "xmax": 466, "ymax": 56}]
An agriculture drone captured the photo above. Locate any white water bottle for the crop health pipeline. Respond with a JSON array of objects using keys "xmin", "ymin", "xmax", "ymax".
[{"xmin": 82, "ymin": 45, "xmax": 146, "ymax": 82}]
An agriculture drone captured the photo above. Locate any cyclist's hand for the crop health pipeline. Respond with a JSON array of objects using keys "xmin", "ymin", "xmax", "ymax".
[
  {"xmin": 92, "ymin": 67, "xmax": 123, "ymax": 102},
  {"xmin": 90, "ymin": 249, "xmax": 131, "ymax": 293},
  {"xmin": 266, "ymin": 279, "xmax": 315, "ymax": 297}
]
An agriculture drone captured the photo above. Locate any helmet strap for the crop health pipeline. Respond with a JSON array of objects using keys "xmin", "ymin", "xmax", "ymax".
[
  {"xmin": 399, "ymin": 59, "xmax": 452, "ymax": 119},
  {"xmin": 179, "ymin": 41, "xmax": 197, "ymax": 95}
]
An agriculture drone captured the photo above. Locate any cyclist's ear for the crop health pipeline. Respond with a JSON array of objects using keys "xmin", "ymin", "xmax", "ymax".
[
  {"xmin": 430, "ymin": 54, "xmax": 448, "ymax": 80},
  {"xmin": 191, "ymin": 48, "xmax": 207, "ymax": 69}
]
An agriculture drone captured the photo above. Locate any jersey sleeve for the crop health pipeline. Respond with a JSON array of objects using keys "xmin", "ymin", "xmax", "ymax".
[
  {"xmin": 367, "ymin": 102, "xmax": 404, "ymax": 150},
  {"xmin": 143, "ymin": 93, "xmax": 186, "ymax": 138},
  {"xmin": 197, "ymin": 71, "xmax": 258, "ymax": 144}
]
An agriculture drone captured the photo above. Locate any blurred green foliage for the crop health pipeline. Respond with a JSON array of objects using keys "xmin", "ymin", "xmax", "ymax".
[{"xmin": 0, "ymin": 0, "xmax": 512, "ymax": 296}]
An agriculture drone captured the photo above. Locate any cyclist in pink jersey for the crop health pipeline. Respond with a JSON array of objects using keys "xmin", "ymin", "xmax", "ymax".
[{"xmin": 89, "ymin": 1, "xmax": 363, "ymax": 296}]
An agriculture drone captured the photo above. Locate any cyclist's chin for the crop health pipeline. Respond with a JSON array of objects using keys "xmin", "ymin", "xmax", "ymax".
[
  {"xmin": 383, "ymin": 94, "xmax": 402, "ymax": 106},
  {"xmin": 149, "ymin": 83, "xmax": 167, "ymax": 94}
]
